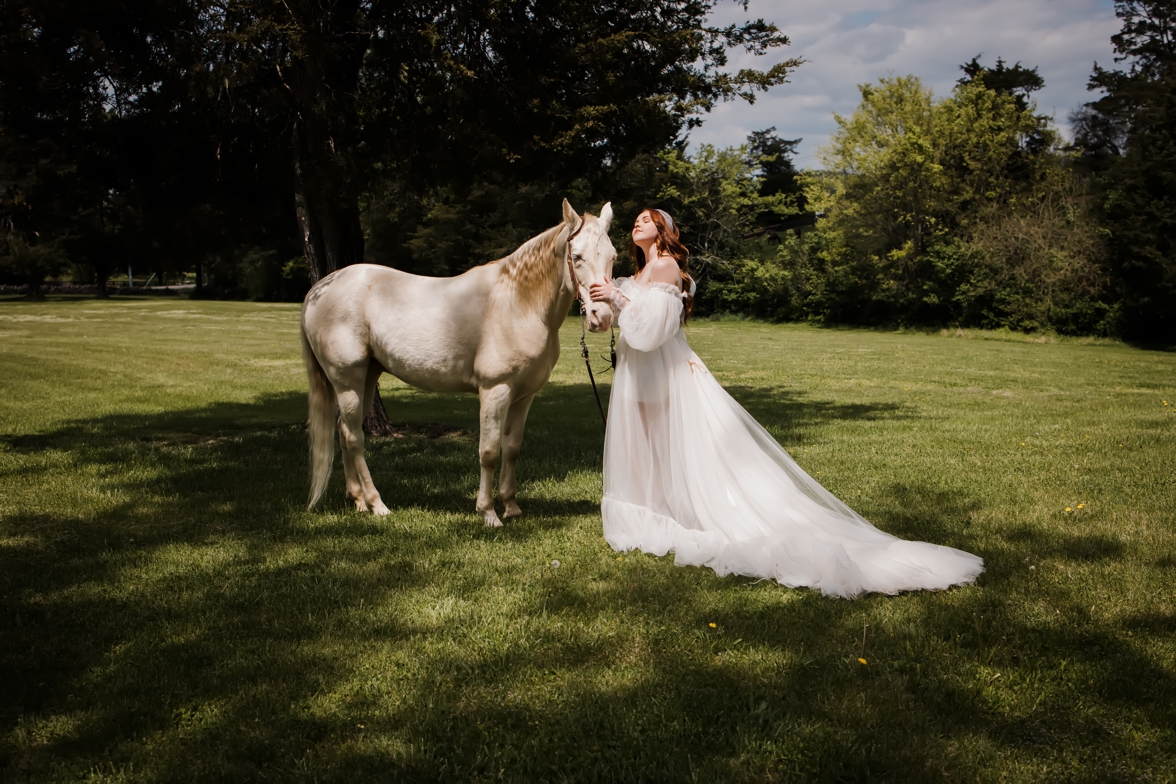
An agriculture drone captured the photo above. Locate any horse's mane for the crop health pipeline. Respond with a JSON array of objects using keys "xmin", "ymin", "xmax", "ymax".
[{"xmin": 494, "ymin": 222, "xmax": 568, "ymax": 310}]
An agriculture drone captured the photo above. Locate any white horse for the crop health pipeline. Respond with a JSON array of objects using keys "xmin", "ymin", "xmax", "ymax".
[{"xmin": 300, "ymin": 199, "xmax": 616, "ymax": 526}]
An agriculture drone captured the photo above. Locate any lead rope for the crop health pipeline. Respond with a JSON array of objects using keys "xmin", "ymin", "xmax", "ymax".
[
  {"xmin": 579, "ymin": 303, "xmax": 608, "ymax": 429},
  {"xmin": 607, "ymin": 326, "xmax": 616, "ymax": 372}
]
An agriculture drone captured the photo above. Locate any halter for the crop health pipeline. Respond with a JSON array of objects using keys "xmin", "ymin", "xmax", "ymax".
[{"xmin": 564, "ymin": 214, "xmax": 615, "ymax": 429}]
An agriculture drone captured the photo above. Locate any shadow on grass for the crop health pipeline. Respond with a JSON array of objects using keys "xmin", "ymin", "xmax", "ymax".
[
  {"xmin": 1002, "ymin": 525, "xmax": 1127, "ymax": 563},
  {"xmin": 2, "ymin": 383, "xmax": 1172, "ymax": 779},
  {"xmin": 721, "ymin": 384, "xmax": 909, "ymax": 444}
]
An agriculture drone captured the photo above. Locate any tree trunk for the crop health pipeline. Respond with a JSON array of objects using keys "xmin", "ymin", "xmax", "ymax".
[
  {"xmin": 363, "ymin": 382, "xmax": 400, "ymax": 437},
  {"xmin": 292, "ymin": 118, "xmax": 365, "ymax": 285},
  {"xmin": 292, "ymin": 108, "xmax": 396, "ymax": 432}
]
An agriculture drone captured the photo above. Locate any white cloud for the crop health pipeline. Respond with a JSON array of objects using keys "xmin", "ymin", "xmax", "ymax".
[{"xmin": 692, "ymin": 0, "xmax": 1121, "ymax": 168}]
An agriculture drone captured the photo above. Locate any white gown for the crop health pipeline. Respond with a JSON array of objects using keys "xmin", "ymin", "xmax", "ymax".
[{"xmin": 601, "ymin": 277, "xmax": 984, "ymax": 598}]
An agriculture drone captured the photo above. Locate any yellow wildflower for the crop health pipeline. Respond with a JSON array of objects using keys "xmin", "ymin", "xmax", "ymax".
[
  {"xmin": 858, "ymin": 658, "xmax": 868, "ymax": 665},
  {"xmin": 1065, "ymin": 507, "xmax": 1072, "ymax": 512},
  {"xmin": 1078, "ymin": 503, "xmax": 1085, "ymax": 509},
  {"xmin": 708, "ymin": 622, "xmax": 717, "ymax": 628}
]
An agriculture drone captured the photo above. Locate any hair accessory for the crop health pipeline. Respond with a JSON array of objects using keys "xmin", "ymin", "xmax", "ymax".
[{"xmin": 656, "ymin": 209, "xmax": 675, "ymax": 233}]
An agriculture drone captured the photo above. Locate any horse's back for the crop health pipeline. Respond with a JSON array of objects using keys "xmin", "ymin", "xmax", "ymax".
[{"xmin": 303, "ymin": 263, "xmax": 497, "ymax": 393}]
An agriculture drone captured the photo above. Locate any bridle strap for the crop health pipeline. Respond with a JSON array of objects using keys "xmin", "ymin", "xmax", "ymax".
[
  {"xmin": 565, "ymin": 215, "xmax": 587, "ymax": 301},
  {"xmin": 565, "ymin": 214, "xmax": 608, "ymax": 429}
]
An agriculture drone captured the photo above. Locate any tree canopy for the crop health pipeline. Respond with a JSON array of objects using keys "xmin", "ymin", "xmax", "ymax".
[{"xmin": 0, "ymin": 0, "xmax": 802, "ymax": 290}]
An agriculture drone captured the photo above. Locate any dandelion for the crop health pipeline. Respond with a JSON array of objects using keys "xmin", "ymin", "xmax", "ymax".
[
  {"xmin": 551, "ymin": 560, "xmax": 560, "ymax": 568},
  {"xmin": 708, "ymin": 622, "xmax": 717, "ymax": 628},
  {"xmin": 1078, "ymin": 503, "xmax": 1085, "ymax": 509},
  {"xmin": 858, "ymin": 658, "xmax": 868, "ymax": 665},
  {"xmin": 1065, "ymin": 507, "xmax": 1072, "ymax": 512}
]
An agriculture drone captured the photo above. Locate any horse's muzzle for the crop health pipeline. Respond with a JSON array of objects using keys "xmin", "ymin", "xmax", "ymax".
[{"xmin": 585, "ymin": 304, "xmax": 613, "ymax": 333}]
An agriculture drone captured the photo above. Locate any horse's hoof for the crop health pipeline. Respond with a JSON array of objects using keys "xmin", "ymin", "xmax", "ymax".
[
  {"xmin": 483, "ymin": 511, "xmax": 504, "ymax": 528},
  {"xmin": 502, "ymin": 503, "xmax": 523, "ymax": 520},
  {"xmin": 371, "ymin": 501, "xmax": 391, "ymax": 517}
]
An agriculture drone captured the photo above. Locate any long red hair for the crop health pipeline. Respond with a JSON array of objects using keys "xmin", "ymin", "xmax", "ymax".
[{"xmin": 629, "ymin": 208, "xmax": 694, "ymax": 318}]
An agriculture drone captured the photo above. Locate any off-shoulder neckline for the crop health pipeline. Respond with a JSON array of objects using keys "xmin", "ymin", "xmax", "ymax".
[{"xmin": 621, "ymin": 277, "xmax": 684, "ymax": 296}]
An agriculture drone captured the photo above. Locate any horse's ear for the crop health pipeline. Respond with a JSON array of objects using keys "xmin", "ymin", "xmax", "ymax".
[
  {"xmin": 599, "ymin": 202, "xmax": 613, "ymax": 230},
  {"xmin": 561, "ymin": 198, "xmax": 579, "ymax": 229}
]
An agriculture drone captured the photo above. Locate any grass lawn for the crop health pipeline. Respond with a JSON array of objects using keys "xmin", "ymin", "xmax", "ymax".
[{"xmin": 1, "ymin": 297, "xmax": 1174, "ymax": 781}]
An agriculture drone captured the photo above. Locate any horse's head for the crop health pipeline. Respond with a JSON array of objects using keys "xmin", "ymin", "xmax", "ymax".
[{"xmin": 562, "ymin": 198, "xmax": 616, "ymax": 333}]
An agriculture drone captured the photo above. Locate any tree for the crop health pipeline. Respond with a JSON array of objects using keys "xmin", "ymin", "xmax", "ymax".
[
  {"xmin": 957, "ymin": 55, "xmax": 1053, "ymax": 172},
  {"xmin": 958, "ymin": 55, "xmax": 1044, "ymax": 111},
  {"xmin": 202, "ymin": 0, "xmax": 802, "ymax": 284},
  {"xmin": 0, "ymin": 0, "xmax": 297, "ymax": 299},
  {"xmin": 658, "ymin": 143, "xmax": 791, "ymax": 270},
  {"xmin": 1080, "ymin": 0, "xmax": 1176, "ymax": 341},
  {"xmin": 0, "ymin": 232, "xmax": 68, "ymax": 299},
  {"xmin": 809, "ymin": 73, "xmax": 1072, "ymax": 326},
  {"xmin": 746, "ymin": 127, "xmax": 806, "ymax": 221}
]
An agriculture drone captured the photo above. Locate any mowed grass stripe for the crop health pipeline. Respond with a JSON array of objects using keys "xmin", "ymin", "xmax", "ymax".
[{"xmin": 0, "ymin": 297, "xmax": 1173, "ymax": 781}]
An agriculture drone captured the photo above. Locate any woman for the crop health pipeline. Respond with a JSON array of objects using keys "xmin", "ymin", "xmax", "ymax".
[{"xmin": 588, "ymin": 209, "xmax": 983, "ymax": 598}]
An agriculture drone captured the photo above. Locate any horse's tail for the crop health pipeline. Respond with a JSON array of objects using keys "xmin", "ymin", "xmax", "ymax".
[{"xmin": 301, "ymin": 324, "xmax": 336, "ymax": 509}]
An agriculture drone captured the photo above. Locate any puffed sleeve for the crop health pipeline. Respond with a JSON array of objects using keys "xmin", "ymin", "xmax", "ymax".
[{"xmin": 617, "ymin": 283, "xmax": 684, "ymax": 352}]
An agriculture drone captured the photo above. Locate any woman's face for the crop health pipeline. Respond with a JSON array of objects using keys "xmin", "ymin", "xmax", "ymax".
[{"xmin": 632, "ymin": 211, "xmax": 659, "ymax": 245}]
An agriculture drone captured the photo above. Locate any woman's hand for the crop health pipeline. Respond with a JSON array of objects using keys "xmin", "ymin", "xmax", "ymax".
[{"xmin": 589, "ymin": 276, "xmax": 614, "ymax": 302}]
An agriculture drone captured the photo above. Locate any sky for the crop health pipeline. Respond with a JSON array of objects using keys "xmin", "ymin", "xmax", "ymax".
[{"xmin": 694, "ymin": 0, "xmax": 1123, "ymax": 168}]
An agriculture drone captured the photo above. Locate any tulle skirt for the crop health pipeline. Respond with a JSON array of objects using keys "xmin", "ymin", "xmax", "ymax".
[{"xmin": 601, "ymin": 331, "xmax": 983, "ymax": 599}]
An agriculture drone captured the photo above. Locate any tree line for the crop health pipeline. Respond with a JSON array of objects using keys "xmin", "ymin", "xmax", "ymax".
[
  {"xmin": 1, "ymin": 1, "xmax": 1172, "ymax": 343},
  {"xmin": 0, "ymin": 0, "xmax": 797, "ymax": 295}
]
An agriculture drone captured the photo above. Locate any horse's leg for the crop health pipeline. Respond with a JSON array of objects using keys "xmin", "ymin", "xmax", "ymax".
[
  {"xmin": 498, "ymin": 393, "xmax": 535, "ymax": 521},
  {"xmin": 362, "ymin": 358, "xmax": 383, "ymax": 420},
  {"xmin": 336, "ymin": 374, "xmax": 390, "ymax": 517},
  {"xmin": 358, "ymin": 359, "xmax": 390, "ymax": 517},
  {"xmin": 338, "ymin": 422, "xmax": 364, "ymax": 511},
  {"xmin": 476, "ymin": 383, "xmax": 513, "ymax": 528}
]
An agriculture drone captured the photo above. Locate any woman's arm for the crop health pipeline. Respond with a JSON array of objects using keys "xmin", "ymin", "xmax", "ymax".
[{"xmin": 617, "ymin": 285, "xmax": 684, "ymax": 352}]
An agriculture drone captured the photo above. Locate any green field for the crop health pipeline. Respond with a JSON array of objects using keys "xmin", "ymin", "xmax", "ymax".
[{"xmin": 1, "ymin": 297, "xmax": 1174, "ymax": 781}]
